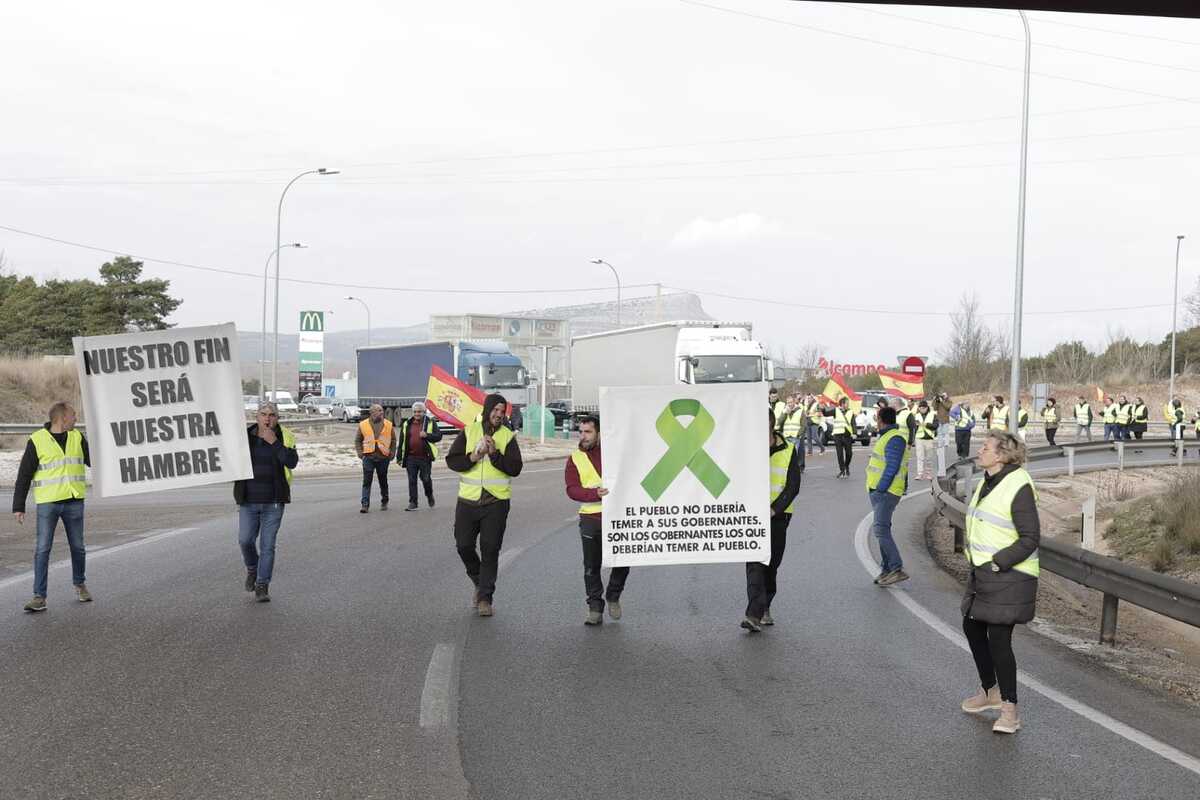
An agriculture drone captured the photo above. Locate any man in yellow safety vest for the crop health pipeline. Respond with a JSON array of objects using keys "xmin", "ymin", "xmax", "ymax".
[
  {"xmin": 446, "ymin": 394, "xmax": 524, "ymax": 617},
  {"xmin": 866, "ymin": 406, "xmax": 911, "ymax": 586},
  {"xmin": 781, "ymin": 397, "xmax": 807, "ymax": 445},
  {"xmin": 1102, "ymin": 396, "xmax": 1118, "ymax": 442},
  {"xmin": 13, "ymin": 402, "xmax": 91, "ymax": 613},
  {"xmin": 988, "ymin": 396, "xmax": 1009, "ymax": 431},
  {"xmin": 806, "ymin": 396, "xmax": 827, "ymax": 456},
  {"xmin": 1074, "ymin": 395, "xmax": 1093, "ymax": 442},
  {"xmin": 564, "ymin": 413, "xmax": 629, "ymax": 626},
  {"xmin": 912, "ymin": 399, "xmax": 938, "ymax": 480},
  {"xmin": 742, "ymin": 408, "xmax": 804, "ymax": 633},
  {"xmin": 355, "ymin": 403, "xmax": 399, "ymax": 512}
]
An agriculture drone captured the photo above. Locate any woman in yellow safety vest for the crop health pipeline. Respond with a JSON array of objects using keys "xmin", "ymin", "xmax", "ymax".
[
  {"xmin": 1040, "ymin": 398, "xmax": 1059, "ymax": 446},
  {"xmin": 959, "ymin": 430, "xmax": 1040, "ymax": 735}
]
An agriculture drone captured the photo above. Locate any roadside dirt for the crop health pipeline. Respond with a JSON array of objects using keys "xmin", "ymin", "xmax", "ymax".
[{"xmin": 926, "ymin": 467, "xmax": 1200, "ymax": 709}]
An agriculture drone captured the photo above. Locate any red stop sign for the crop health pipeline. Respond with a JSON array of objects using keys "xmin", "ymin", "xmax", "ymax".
[{"xmin": 901, "ymin": 356, "xmax": 926, "ymax": 378}]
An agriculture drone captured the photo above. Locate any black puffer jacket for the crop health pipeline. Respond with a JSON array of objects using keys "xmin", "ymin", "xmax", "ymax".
[{"xmin": 961, "ymin": 464, "xmax": 1040, "ymax": 625}]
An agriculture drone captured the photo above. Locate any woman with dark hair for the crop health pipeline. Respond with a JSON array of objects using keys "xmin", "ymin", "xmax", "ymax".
[{"xmin": 959, "ymin": 431, "xmax": 1040, "ymax": 734}]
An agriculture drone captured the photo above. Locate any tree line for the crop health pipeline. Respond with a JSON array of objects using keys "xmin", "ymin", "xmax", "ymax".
[{"xmin": 0, "ymin": 254, "xmax": 181, "ymax": 354}]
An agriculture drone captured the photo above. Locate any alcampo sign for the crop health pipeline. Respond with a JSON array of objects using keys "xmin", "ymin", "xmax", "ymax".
[{"xmin": 817, "ymin": 357, "xmax": 888, "ymax": 377}]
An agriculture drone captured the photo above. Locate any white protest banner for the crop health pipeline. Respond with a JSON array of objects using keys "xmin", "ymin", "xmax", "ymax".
[
  {"xmin": 600, "ymin": 382, "xmax": 770, "ymax": 567},
  {"xmin": 73, "ymin": 323, "xmax": 253, "ymax": 497}
]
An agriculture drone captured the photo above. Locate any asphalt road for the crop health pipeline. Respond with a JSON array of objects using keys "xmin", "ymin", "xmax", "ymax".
[{"xmin": 1, "ymin": 444, "xmax": 1198, "ymax": 799}]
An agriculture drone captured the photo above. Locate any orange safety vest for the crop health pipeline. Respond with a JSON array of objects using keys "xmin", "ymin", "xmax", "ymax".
[{"xmin": 359, "ymin": 418, "xmax": 394, "ymax": 457}]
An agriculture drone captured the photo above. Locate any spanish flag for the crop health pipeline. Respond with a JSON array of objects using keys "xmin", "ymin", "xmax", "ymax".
[
  {"xmin": 425, "ymin": 365, "xmax": 485, "ymax": 429},
  {"xmin": 820, "ymin": 374, "xmax": 862, "ymax": 413},
  {"xmin": 878, "ymin": 369, "xmax": 924, "ymax": 400}
]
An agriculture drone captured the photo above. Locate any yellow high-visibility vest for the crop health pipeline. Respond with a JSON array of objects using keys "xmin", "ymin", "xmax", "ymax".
[
  {"xmin": 1075, "ymin": 404, "xmax": 1091, "ymax": 425},
  {"xmin": 1042, "ymin": 406, "xmax": 1058, "ymax": 426},
  {"xmin": 770, "ymin": 442, "xmax": 796, "ymax": 514},
  {"xmin": 1115, "ymin": 403, "xmax": 1132, "ymax": 425},
  {"xmin": 458, "ymin": 422, "xmax": 515, "ymax": 502},
  {"xmin": 989, "ymin": 405, "xmax": 1009, "ymax": 430},
  {"xmin": 915, "ymin": 410, "xmax": 937, "ymax": 439},
  {"xmin": 359, "ymin": 418, "xmax": 394, "ymax": 457},
  {"xmin": 570, "ymin": 449, "xmax": 602, "ymax": 515},
  {"xmin": 865, "ymin": 428, "xmax": 910, "ymax": 498},
  {"xmin": 966, "ymin": 468, "xmax": 1040, "ymax": 578},
  {"xmin": 956, "ymin": 409, "xmax": 974, "ymax": 429},
  {"xmin": 782, "ymin": 408, "xmax": 806, "ymax": 439},
  {"xmin": 832, "ymin": 408, "xmax": 854, "ymax": 436},
  {"xmin": 30, "ymin": 428, "xmax": 87, "ymax": 504},
  {"xmin": 1103, "ymin": 403, "xmax": 1118, "ymax": 424}
]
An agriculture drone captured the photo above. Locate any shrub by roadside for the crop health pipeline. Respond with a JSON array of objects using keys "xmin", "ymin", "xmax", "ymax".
[{"xmin": 1107, "ymin": 471, "xmax": 1200, "ymax": 577}]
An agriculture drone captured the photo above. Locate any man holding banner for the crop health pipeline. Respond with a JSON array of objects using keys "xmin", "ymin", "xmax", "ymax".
[
  {"xmin": 743, "ymin": 409, "xmax": 804, "ymax": 632},
  {"xmin": 445, "ymin": 394, "xmax": 523, "ymax": 617},
  {"xmin": 564, "ymin": 414, "xmax": 630, "ymax": 626},
  {"xmin": 233, "ymin": 402, "xmax": 299, "ymax": 602}
]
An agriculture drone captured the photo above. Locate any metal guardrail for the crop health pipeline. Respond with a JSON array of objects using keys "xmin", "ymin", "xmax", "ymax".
[{"xmin": 930, "ymin": 441, "xmax": 1200, "ymax": 644}]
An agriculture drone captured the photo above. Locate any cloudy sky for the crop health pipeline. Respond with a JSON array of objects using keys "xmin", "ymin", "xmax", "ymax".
[{"xmin": 2, "ymin": 1, "xmax": 1198, "ymax": 364}]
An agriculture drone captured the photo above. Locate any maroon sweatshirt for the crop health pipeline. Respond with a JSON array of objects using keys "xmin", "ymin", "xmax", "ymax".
[{"xmin": 564, "ymin": 442, "xmax": 602, "ymax": 522}]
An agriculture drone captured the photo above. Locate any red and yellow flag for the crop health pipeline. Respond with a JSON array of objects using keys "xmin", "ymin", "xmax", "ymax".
[
  {"xmin": 820, "ymin": 374, "xmax": 862, "ymax": 413},
  {"xmin": 877, "ymin": 369, "xmax": 924, "ymax": 400},
  {"xmin": 426, "ymin": 365, "xmax": 485, "ymax": 429}
]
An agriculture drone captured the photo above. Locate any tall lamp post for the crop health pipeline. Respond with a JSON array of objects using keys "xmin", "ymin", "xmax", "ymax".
[
  {"xmin": 1008, "ymin": 10, "xmax": 1032, "ymax": 435},
  {"xmin": 272, "ymin": 167, "xmax": 339, "ymax": 397},
  {"xmin": 590, "ymin": 258, "xmax": 622, "ymax": 328},
  {"xmin": 261, "ymin": 243, "xmax": 306, "ymax": 399},
  {"xmin": 1169, "ymin": 235, "xmax": 1186, "ymax": 404},
  {"xmin": 345, "ymin": 296, "xmax": 371, "ymax": 347}
]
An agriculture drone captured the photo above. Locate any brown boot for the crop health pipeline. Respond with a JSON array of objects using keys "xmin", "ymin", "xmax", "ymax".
[
  {"xmin": 961, "ymin": 686, "xmax": 1002, "ymax": 714},
  {"xmin": 993, "ymin": 702, "xmax": 1021, "ymax": 734},
  {"xmin": 477, "ymin": 599, "xmax": 494, "ymax": 617}
]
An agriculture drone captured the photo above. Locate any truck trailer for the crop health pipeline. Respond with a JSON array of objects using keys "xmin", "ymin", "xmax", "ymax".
[
  {"xmin": 571, "ymin": 321, "xmax": 774, "ymax": 411},
  {"xmin": 356, "ymin": 340, "xmax": 529, "ymax": 420}
]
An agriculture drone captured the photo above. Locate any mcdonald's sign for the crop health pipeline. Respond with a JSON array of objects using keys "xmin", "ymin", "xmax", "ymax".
[{"xmin": 299, "ymin": 311, "xmax": 325, "ymax": 332}]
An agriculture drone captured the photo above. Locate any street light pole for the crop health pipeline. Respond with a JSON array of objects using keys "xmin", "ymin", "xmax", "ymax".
[
  {"xmin": 590, "ymin": 259, "xmax": 622, "ymax": 328},
  {"xmin": 345, "ymin": 296, "xmax": 371, "ymax": 347},
  {"xmin": 1169, "ymin": 235, "xmax": 1186, "ymax": 404},
  {"xmin": 262, "ymin": 243, "xmax": 306, "ymax": 399},
  {"xmin": 272, "ymin": 167, "xmax": 339, "ymax": 399},
  {"xmin": 1008, "ymin": 10, "xmax": 1032, "ymax": 435}
]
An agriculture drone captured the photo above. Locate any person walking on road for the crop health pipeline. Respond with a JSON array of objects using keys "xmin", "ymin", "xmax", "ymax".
[
  {"xmin": 1073, "ymin": 395, "xmax": 1093, "ymax": 442},
  {"xmin": 564, "ymin": 414, "xmax": 629, "ymax": 626},
  {"xmin": 960, "ymin": 430, "xmax": 1041, "ymax": 734},
  {"xmin": 233, "ymin": 402, "xmax": 299, "ymax": 603},
  {"xmin": 446, "ymin": 394, "xmax": 523, "ymax": 617},
  {"xmin": 952, "ymin": 401, "xmax": 975, "ymax": 459},
  {"xmin": 398, "ymin": 401, "xmax": 443, "ymax": 511},
  {"xmin": 743, "ymin": 409, "xmax": 804, "ymax": 633},
  {"xmin": 1040, "ymin": 398, "xmax": 1059, "ymax": 446},
  {"xmin": 13, "ymin": 402, "xmax": 91, "ymax": 613},
  {"xmin": 807, "ymin": 396, "xmax": 827, "ymax": 456},
  {"xmin": 1102, "ymin": 396, "xmax": 1118, "ymax": 442},
  {"xmin": 1170, "ymin": 399, "xmax": 1186, "ymax": 456},
  {"xmin": 1130, "ymin": 397, "xmax": 1148, "ymax": 442},
  {"xmin": 913, "ymin": 400, "xmax": 937, "ymax": 480},
  {"xmin": 832, "ymin": 397, "xmax": 856, "ymax": 478},
  {"xmin": 781, "ymin": 397, "xmax": 806, "ymax": 446},
  {"xmin": 356, "ymin": 404, "xmax": 398, "ymax": 512},
  {"xmin": 1115, "ymin": 395, "xmax": 1132, "ymax": 441},
  {"xmin": 866, "ymin": 407, "xmax": 911, "ymax": 586}
]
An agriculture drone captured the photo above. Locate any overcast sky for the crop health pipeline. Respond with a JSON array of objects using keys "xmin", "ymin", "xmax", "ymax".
[{"xmin": 2, "ymin": 1, "xmax": 1199, "ymax": 364}]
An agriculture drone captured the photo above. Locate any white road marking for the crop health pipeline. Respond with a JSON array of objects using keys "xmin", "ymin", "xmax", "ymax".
[
  {"xmin": 419, "ymin": 643, "xmax": 457, "ymax": 730},
  {"xmin": 0, "ymin": 527, "xmax": 197, "ymax": 592},
  {"xmin": 853, "ymin": 494, "xmax": 1200, "ymax": 778}
]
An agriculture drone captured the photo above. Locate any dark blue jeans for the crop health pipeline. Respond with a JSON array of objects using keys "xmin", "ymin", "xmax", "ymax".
[
  {"xmin": 238, "ymin": 503, "xmax": 284, "ymax": 584},
  {"xmin": 33, "ymin": 499, "xmax": 86, "ymax": 598},
  {"xmin": 868, "ymin": 490, "xmax": 903, "ymax": 573},
  {"xmin": 807, "ymin": 422, "xmax": 825, "ymax": 454},
  {"xmin": 406, "ymin": 459, "xmax": 433, "ymax": 505},
  {"xmin": 361, "ymin": 457, "xmax": 390, "ymax": 507}
]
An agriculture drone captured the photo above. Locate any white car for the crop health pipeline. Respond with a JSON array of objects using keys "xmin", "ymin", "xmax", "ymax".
[
  {"xmin": 300, "ymin": 396, "xmax": 333, "ymax": 416},
  {"xmin": 331, "ymin": 398, "xmax": 363, "ymax": 423},
  {"xmin": 266, "ymin": 390, "xmax": 299, "ymax": 413}
]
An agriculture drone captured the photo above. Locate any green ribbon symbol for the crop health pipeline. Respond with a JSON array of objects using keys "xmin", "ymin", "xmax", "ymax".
[{"xmin": 641, "ymin": 399, "xmax": 730, "ymax": 500}]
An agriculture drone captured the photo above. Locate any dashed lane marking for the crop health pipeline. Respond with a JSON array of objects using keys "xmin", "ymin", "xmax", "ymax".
[{"xmin": 853, "ymin": 491, "xmax": 1200, "ymax": 778}]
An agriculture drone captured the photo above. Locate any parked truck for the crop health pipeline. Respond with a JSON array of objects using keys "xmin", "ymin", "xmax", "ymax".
[
  {"xmin": 571, "ymin": 321, "xmax": 775, "ymax": 412},
  {"xmin": 356, "ymin": 340, "xmax": 529, "ymax": 420}
]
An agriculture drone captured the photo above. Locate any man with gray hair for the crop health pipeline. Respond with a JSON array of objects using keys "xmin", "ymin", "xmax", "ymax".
[
  {"xmin": 398, "ymin": 401, "xmax": 443, "ymax": 511},
  {"xmin": 355, "ymin": 403, "xmax": 398, "ymax": 513}
]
